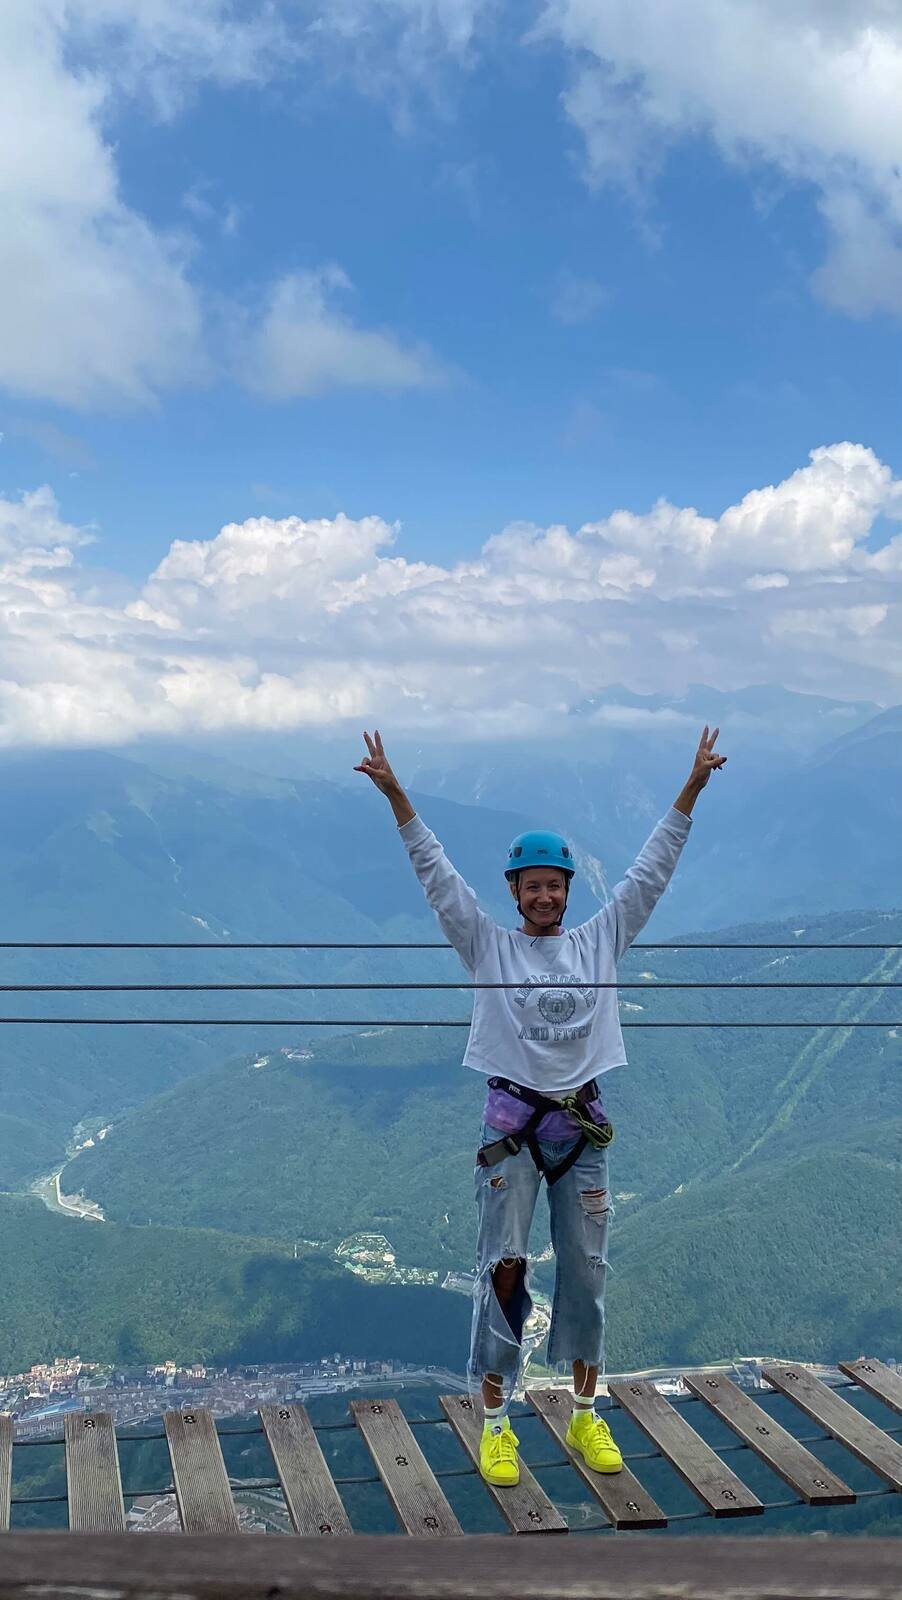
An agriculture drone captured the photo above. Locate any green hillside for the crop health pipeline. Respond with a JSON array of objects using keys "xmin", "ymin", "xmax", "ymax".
[
  {"xmin": 594, "ymin": 1150, "xmax": 901, "ymax": 1369},
  {"xmin": 0, "ymin": 1196, "xmax": 470, "ymax": 1376},
  {"xmin": 59, "ymin": 906, "xmax": 902, "ymax": 1369},
  {"xmin": 65, "ymin": 1031, "xmax": 484, "ymax": 1260},
  {"xmin": 68, "ymin": 908, "xmax": 901, "ymax": 1258}
]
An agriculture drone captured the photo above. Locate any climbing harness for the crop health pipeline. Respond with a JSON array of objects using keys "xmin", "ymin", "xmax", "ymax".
[{"xmin": 477, "ymin": 1076, "xmax": 614, "ymax": 1187}]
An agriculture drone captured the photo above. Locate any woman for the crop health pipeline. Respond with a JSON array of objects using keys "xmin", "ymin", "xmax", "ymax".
[{"xmin": 355, "ymin": 725, "xmax": 726, "ymax": 1486}]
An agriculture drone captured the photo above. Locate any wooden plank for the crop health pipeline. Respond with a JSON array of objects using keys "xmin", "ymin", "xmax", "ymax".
[
  {"xmin": 439, "ymin": 1394, "xmax": 567, "ymax": 1536},
  {"xmin": 609, "ymin": 1380, "xmax": 763, "ymax": 1518},
  {"xmin": 63, "ymin": 1411, "xmax": 125, "ymax": 1532},
  {"xmin": 528, "ymin": 1388, "xmax": 666, "ymax": 1529},
  {"xmin": 0, "ymin": 1415, "xmax": 11, "ymax": 1533},
  {"xmin": 683, "ymin": 1373, "xmax": 855, "ymax": 1505},
  {"xmin": 4, "ymin": 1533, "xmax": 902, "ymax": 1598},
  {"xmin": 163, "ymin": 1407, "xmax": 240, "ymax": 1533},
  {"xmin": 259, "ymin": 1403, "xmax": 353, "ymax": 1536},
  {"xmin": 350, "ymin": 1398, "xmax": 462, "ymax": 1537},
  {"xmin": 763, "ymin": 1365, "xmax": 902, "ymax": 1490},
  {"xmin": 838, "ymin": 1358, "xmax": 902, "ymax": 1418}
]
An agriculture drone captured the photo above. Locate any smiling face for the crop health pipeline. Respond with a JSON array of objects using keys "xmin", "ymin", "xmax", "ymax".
[{"xmin": 509, "ymin": 865, "xmax": 569, "ymax": 933}]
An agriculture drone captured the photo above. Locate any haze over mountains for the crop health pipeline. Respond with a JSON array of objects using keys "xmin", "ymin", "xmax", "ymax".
[
  {"xmin": 1, "ymin": 683, "xmax": 897, "ymax": 946},
  {"xmin": 0, "ymin": 680, "xmax": 898, "ymax": 1376}
]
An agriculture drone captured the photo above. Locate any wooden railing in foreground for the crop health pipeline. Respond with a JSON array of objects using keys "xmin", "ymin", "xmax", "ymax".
[{"xmin": 0, "ymin": 1533, "xmax": 900, "ymax": 1600}]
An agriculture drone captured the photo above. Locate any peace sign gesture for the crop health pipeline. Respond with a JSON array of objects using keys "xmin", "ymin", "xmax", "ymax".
[
  {"xmin": 690, "ymin": 725, "xmax": 727, "ymax": 789},
  {"xmin": 672, "ymin": 725, "xmax": 727, "ymax": 816},
  {"xmin": 354, "ymin": 729, "xmax": 398, "ymax": 793},
  {"xmin": 354, "ymin": 729, "xmax": 416, "ymax": 826}
]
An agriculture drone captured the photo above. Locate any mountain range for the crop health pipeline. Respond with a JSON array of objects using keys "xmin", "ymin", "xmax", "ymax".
[{"xmin": 0, "ymin": 680, "xmax": 898, "ymax": 1378}]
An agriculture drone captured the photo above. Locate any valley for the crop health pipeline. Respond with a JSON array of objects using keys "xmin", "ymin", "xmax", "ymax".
[{"xmin": 0, "ymin": 721, "xmax": 897, "ymax": 1390}]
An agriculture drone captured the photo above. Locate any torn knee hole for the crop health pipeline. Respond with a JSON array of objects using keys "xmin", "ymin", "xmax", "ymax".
[
  {"xmin": 490, "ymin": 1257, "xmax": 525, "ymax": 1294},
  {"xmin": 489, "ymin": 1174, "xmax": 507, "ymax": 1190},
  {"xmin": 580, "ymin": 1187, "xmax": 611, "ymax": 1219}
]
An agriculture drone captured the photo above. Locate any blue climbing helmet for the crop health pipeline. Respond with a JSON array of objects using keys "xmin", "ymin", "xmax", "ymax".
[{"xmin": 504, "ymin": 829, "xmax": 575, "ymax": 882}]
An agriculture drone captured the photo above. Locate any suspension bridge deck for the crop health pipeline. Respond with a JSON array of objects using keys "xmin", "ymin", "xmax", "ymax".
[{"xmin": 1, "ymin": 1359, "xmax": 900, "ymax": 1541}]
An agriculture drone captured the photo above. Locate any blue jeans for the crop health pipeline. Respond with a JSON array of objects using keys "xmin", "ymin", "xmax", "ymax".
[{"xmin": 469, "ymin": 1122, "xmax": 612, "ymax": 1389}]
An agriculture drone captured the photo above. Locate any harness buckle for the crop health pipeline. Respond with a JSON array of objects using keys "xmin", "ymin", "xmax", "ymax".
[{"xmin": 476, "ymin": 1134, "xmax": 523, "ymax": 1168}]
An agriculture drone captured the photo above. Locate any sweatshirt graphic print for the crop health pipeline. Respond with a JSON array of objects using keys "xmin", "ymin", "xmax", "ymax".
[{"xmin": 399, "ymin": 807, "xmax": 692, "ymax": 1094}]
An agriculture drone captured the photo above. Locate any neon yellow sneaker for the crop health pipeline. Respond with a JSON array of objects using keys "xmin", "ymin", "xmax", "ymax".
[
  {"xmin": 479, "ymin": 1418, "xmax": 520, "ymax": 1486},
  {"xmin": 565, "ymin": 1408, "xmax": 623, "ymax": 1473}
]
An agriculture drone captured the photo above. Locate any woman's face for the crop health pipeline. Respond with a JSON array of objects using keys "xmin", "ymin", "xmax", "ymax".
[{"xmin": 509, "ymin": 866, "xmax": 568, "ymax": 928}]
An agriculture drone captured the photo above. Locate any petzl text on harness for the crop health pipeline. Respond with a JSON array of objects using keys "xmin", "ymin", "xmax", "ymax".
[{"xmin": 477, "ymin": 1077, "xmax": 614, "ymax": 1186}]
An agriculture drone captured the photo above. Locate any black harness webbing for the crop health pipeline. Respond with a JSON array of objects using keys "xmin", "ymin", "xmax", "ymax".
[{"xmin": 477, "ymin": 1077, "xmax": 613, "ymax": 1188}]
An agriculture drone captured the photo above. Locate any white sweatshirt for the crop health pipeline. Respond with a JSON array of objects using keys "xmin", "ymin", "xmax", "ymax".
[{"xmin": 399, "ymin": 807, "xmax": 692, "ymax": 1093}]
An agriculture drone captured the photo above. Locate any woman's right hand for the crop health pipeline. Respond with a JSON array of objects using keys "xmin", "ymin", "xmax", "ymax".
[{"xmin": 354, "ymin": 729, "xmax": 400, "ymax": 795}]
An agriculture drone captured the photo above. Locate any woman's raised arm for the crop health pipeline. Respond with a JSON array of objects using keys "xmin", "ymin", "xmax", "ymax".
[{"xmin": 354, "ymin": 728, "xmax": 492, "ymax": 970}]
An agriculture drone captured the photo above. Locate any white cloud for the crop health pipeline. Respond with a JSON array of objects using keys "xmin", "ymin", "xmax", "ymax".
[
  {"xmin": 0, "ymin": 2, "xmax": 212, "ymax": 409},
  {"xmin": 182, "ymin": 181, "xmax": 242, "ymax": 237},
  {"xmin": 659, "ymin": 630, "xmax": 696, "ymax": 654},
  {"xmin": 0, "ymin": 1, "xmax": 448, "ymax": 410},
  {"xmin": 745, "ymin": 573, "xmax": 789, "ymax": 591},
  {"xmin": 868, "ymin": 535, "xmax": 902, "ymax": 573},
  {"xmin": 713, "ymin": 443, "xmax": 891, "ymax": 570},
  {"xmin": 0, "ymin": 442, "xmax": 898, "ymax": 749},
  {"xmin": 10, "ymin": 0, "xmax": 894, "ymax": 422},
  {"xmin": 550, "ymin": 270, "xmax": 610, "ymax": 324},
  {"xmin": 577, "ymin": 443, "xmax": 895, "ymax": 576},
  {"xmin": 536, "ymin": 0, "xmax": 902, "ymax": 317},
  {"xmin": 62, "ymin": 0, "xmax": 291, "ymax": 108},
  {"xmin": 0, "ymin": 0, "xmax": 296, "ymax": 410},
  {"xmin": 307, "ymin": 0, "xmax": 492, "ymax": 108},
  {"xmin": 812, "ymin": 188, "xmax": 902, "ymax": 317},
  {"xmin": 317, "ymin": 0, "xmax": 489, "ymax": 55},
  {"xmin": 770, "ymin": 604, "xmax": 888, "ymax": 639},
  {"xmin": 3, "ymin": 0, "xmax": 897, "ymax": 418},
  {"xmin": 238, "ymin": 270, "xmax": 447, "ymax": 399}
]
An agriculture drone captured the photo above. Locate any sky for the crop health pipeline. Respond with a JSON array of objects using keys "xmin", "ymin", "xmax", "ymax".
[{"xmin": 0, "ymin": 0, "xmax": 900, "ymax": 750}]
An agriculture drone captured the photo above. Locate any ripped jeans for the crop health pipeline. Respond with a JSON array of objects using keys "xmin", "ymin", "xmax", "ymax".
[{"xmin": 469, "ymin": 1122, "xmax": 612, "ymax": 1390}]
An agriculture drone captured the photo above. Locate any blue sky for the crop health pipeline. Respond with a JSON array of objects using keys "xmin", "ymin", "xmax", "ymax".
[{"xmin": 0, "ymin": 1, "xmax": 900, "ymax": 747}]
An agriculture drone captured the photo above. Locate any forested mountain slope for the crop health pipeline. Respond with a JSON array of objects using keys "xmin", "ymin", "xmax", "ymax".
[
  {"xmin": 0, "ymin": 1196, "xmax": 470, "ymax": 1376},
  {"xmin": 65, "ymin": 907, "xmax": 901, "ymax": 1369}
]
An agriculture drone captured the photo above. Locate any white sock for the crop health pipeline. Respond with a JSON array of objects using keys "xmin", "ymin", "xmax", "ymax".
[
  {"xmin": 483, "ymin": 1402, "xmax": 505, "ymax": 1432},
  {"xmin": 574, "ymin": 1395, "xmax": 595, "ymax": 1413}
]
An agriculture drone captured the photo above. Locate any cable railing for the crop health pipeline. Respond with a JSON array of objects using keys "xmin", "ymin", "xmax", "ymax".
[
  {"xmin": 0, "ymin": 940, "xmax": 898, "ymax": 1026},
  {"xmin": 0, "ymin": 941, "xmax": 899, "ymax": 949},
  {"xmin": 1, "ymin": 981, "xmax": 898, "ymax": 989}
]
